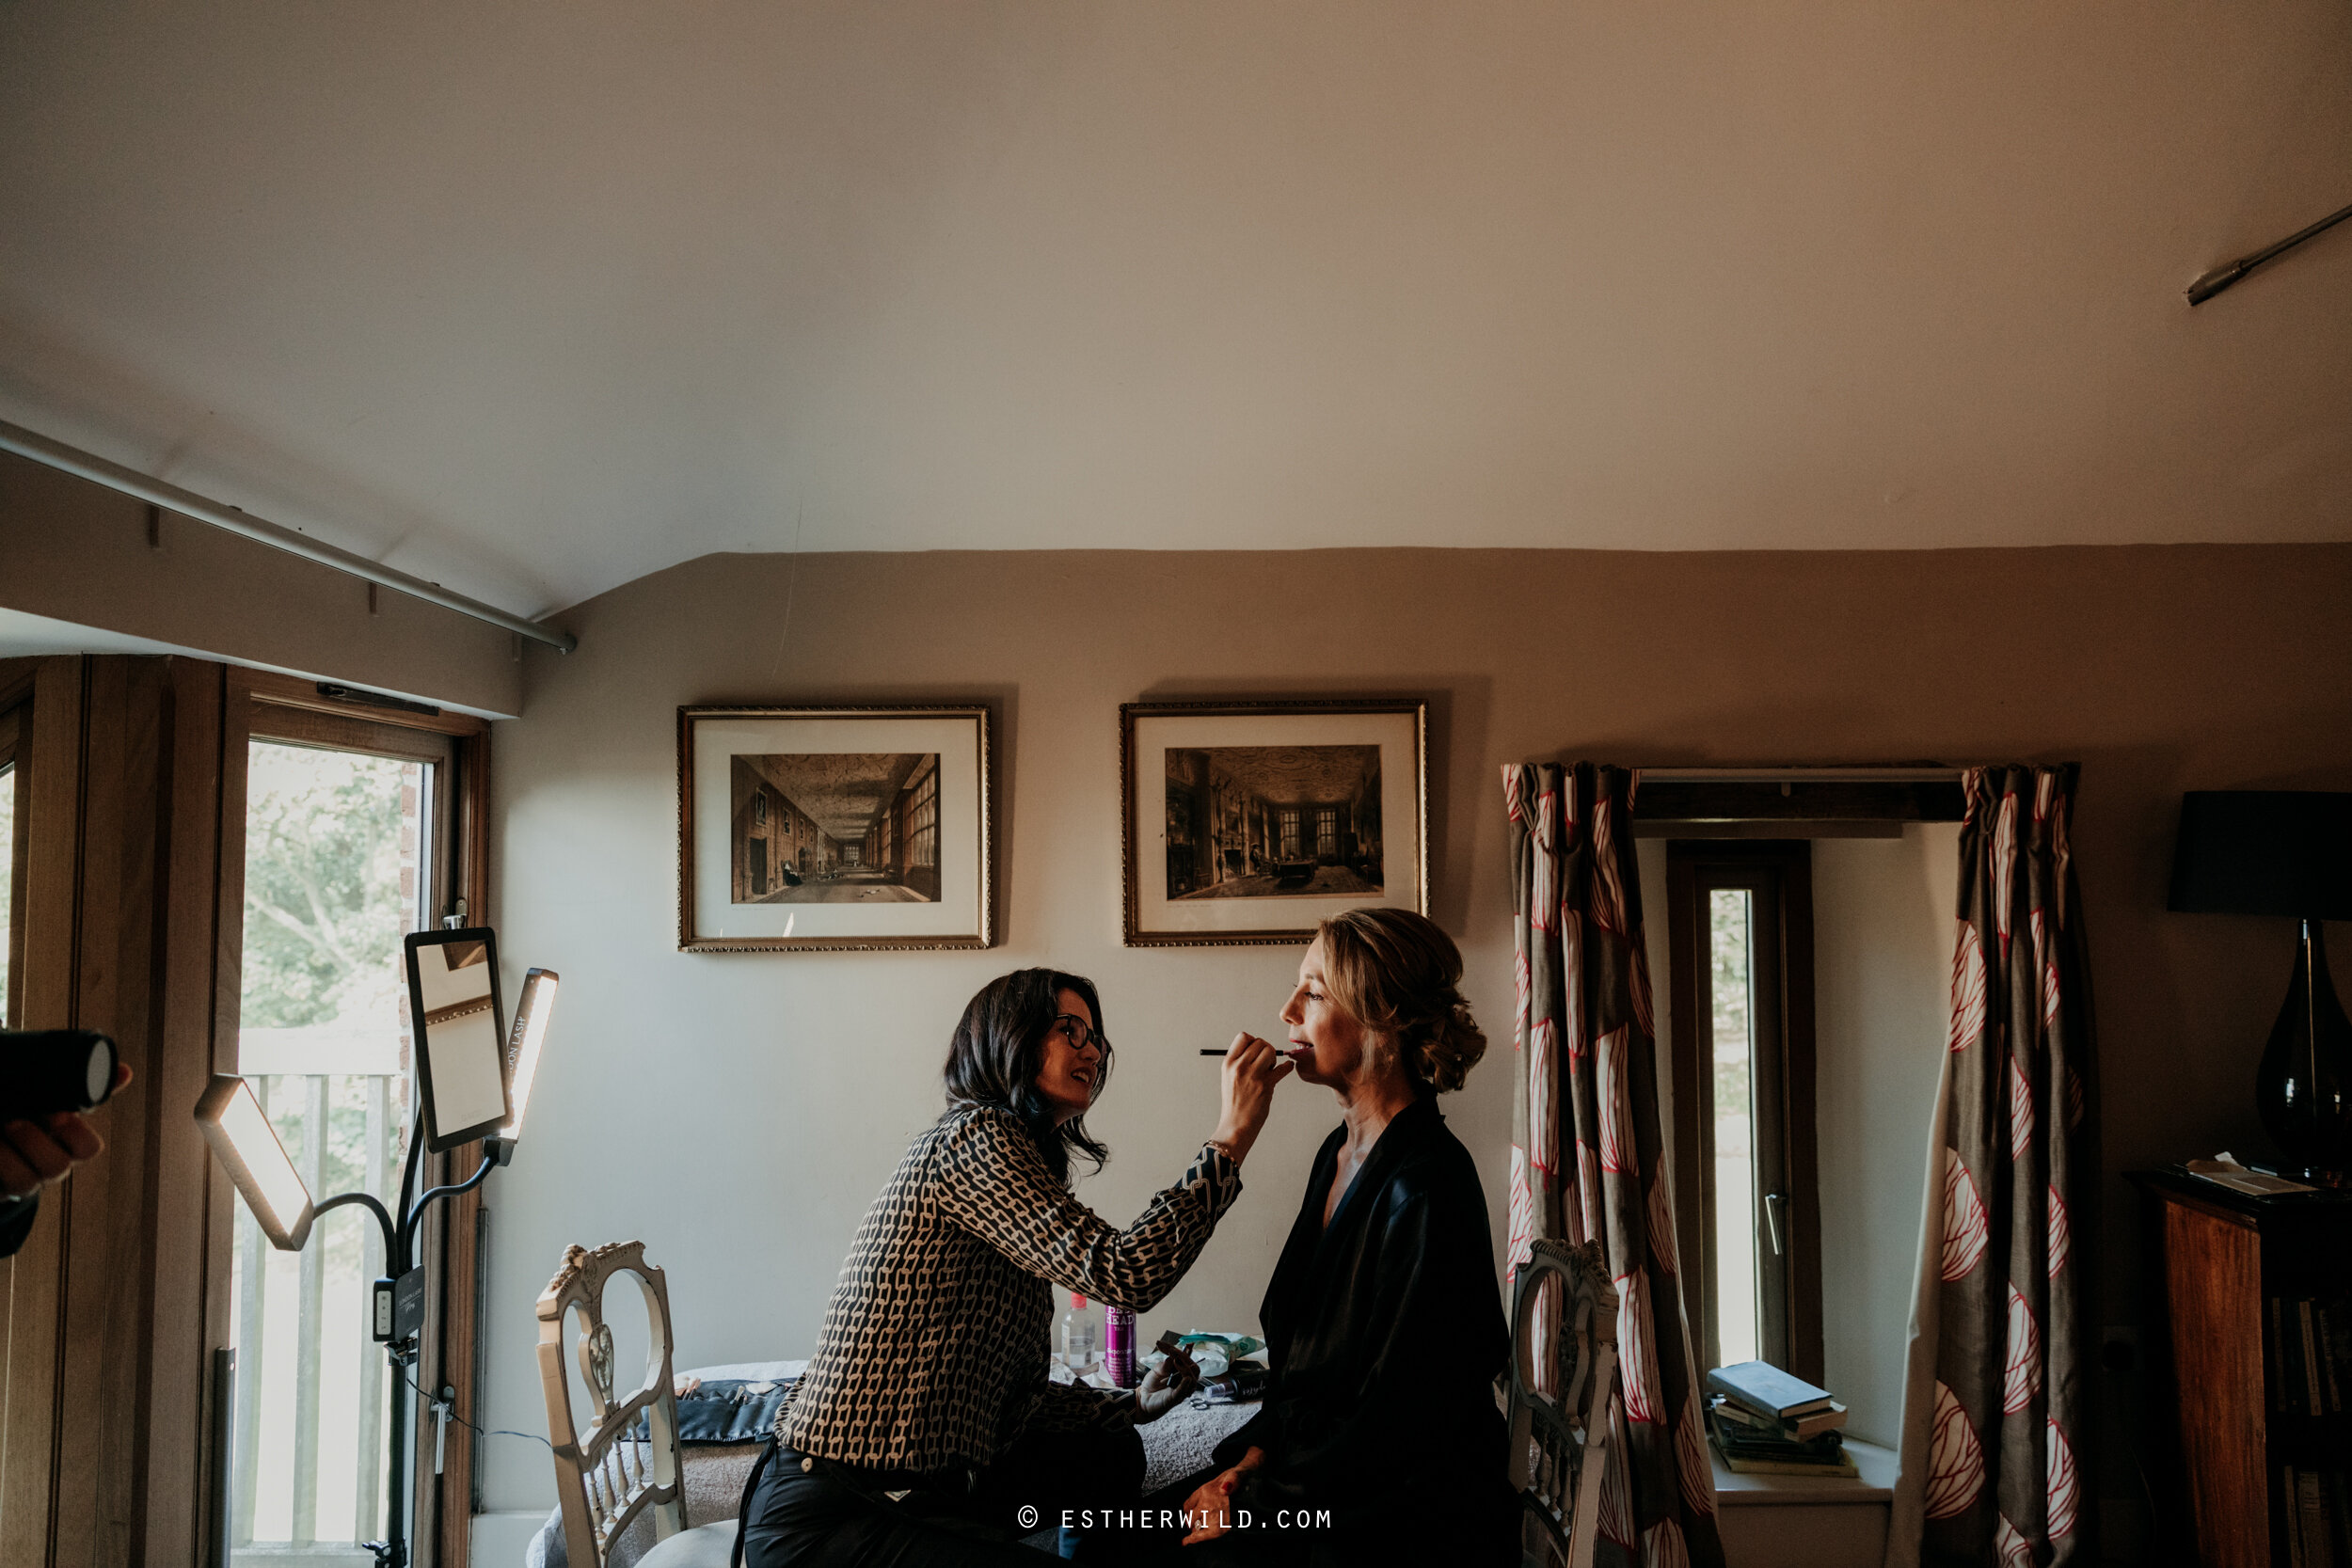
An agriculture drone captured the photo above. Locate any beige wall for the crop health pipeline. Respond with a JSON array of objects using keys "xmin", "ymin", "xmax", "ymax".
[
  {"xmin": 478, "ymin": 542, "xmax": 2352, "ymax": 1513},
  {"xmin": 0, "ymin": 451, "xmax": 523, "ymax": 715},
  {"xmin": 1813, "ymin": 825, "xmax": 1962, "ymax": 1448}
]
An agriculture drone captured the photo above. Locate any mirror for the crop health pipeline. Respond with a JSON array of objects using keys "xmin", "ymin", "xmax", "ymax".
[{"xmin": 404, "ymin": 927, "xmax": 511, "ymax": 1151}]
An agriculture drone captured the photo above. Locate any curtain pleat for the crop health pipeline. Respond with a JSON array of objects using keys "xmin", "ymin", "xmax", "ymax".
[
  {"xmin": 1886, "ymin": 766, "xmax": 2099, "ymax": 1568},
  {"xmin": 1505, "ymin": 763, "xmax": 1724, "ymax": 1568}
]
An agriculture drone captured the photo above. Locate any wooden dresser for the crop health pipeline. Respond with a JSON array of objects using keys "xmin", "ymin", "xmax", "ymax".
[{"xmin": 2130, "ymin": 1169, "xmax": 2352, "ymax": 1568}]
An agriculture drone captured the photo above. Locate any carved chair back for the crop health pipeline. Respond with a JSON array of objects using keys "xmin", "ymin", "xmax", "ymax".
[
  {"xmin": 536, "ymin": 1242, "xmax": 688, "ymax": 1568},
  {"xmin": 1506, "ymin": 1238, "xmax": 1620, "ymax": 1568}
]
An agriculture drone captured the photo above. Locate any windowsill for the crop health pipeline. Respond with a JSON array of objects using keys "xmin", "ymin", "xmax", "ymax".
[{"xmin": 1710, "ymin": 1435, "xmax": 1898, "ymax": 1505}]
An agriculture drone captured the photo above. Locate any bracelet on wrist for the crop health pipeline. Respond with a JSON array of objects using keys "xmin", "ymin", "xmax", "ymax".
[{"xmin": 1205, "ymin": 1137, "xmax": 1240, "ymax": 1164}]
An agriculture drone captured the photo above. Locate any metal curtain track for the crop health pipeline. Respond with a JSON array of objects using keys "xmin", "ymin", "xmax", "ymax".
[
  {"xmin": 0, "ymin": 418, "xmax": 577, "ymax": 653},
  {"xmin": 1638, "ymin": 768, "xmax": 1963, "ymax": 782}
]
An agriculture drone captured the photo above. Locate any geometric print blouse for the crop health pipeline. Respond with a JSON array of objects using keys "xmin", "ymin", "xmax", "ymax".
[{"xmin": 774, "ymin": 1103, "xmax": 1243, "ymax": 1474}]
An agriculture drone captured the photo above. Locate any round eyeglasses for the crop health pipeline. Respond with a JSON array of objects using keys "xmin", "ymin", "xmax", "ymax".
[{"xmin": 1051, "ymin": 1013, "xmax": 1107, "ymax": 1053}]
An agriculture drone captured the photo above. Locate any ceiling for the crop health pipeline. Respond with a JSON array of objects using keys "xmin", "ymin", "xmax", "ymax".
[
  {"xmin": 1181, "ymin": 745, "xmax": 1382, "ymax": 806},
  {"xmin": 2, "ymin": 3, "xmax": 2347, "ymax": 621},
  {"xmin": 737, "ymin": 752, "xmax": 926, "ymax": 842}
]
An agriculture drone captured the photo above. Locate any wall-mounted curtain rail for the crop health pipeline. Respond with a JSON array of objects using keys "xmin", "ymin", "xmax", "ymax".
[
  {"xmin": 0, "ymin": 418, "xmax": 577, "ymax": 653},
  {"xmin": 1638, "ymin": 768, "xmax": 1963, "ymax": 783},
  {"xmin": 1633, "ymin": 767, "xmax": 1969, "ymax": 832}
]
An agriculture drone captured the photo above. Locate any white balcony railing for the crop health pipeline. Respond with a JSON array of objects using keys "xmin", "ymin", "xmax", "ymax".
[{"xmin": 229, "ymin": 1072, "xmax": 408, "ymax": 1564}]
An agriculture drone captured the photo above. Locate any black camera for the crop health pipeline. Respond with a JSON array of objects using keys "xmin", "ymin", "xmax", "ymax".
[{"xmin": 0, "ymin": 1030, "xmax": 119, "ymax": 1123}]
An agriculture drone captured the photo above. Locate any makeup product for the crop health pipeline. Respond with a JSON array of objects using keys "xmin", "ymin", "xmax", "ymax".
[
  {"xmin": 1105, "ymin": 1305, "xmax": 1137, "ymax": 1387},
  {"xmin": 1059, "ymin": 1293, "xmax": 1102, "ymax": 1375}
]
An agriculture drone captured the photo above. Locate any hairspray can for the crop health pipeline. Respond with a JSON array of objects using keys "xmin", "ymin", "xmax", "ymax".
[{"xmin": 1105, "ymin": 1305, "xmax": 1137, "ymax": 1387}]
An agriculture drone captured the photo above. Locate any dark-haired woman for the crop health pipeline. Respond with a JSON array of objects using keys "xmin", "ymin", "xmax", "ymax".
[
  {"xmin": 743, "ymin": 968, "xmax": 1292, "ymax": 1567},
  {"xmin": 1181, "ymin": 909, "xmax": 1516, "ymax": 1567}
]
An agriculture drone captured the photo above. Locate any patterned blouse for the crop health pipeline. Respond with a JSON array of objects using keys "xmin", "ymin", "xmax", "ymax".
[{"xmin": 774, "ymin": 1103, "xmax": 1243, "ymax": 1474}]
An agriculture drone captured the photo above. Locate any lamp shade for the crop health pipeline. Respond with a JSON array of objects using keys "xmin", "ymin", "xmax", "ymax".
[
  {"xmin": 195, "ymin": 1074, "xmax": 316, "ymax": 1249},
  {"xmin": 2168, "ymin": 791, "xmax": 2352, "ymax": 919},
  {"xmin": 499, "ymin": 968, "xmax": 557, "ymax": 1143}
]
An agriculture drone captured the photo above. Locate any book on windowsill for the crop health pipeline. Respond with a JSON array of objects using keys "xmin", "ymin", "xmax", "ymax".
[
  {"xmin": 1707, "ymin": 1360, "xmax": 1839, "ymax": 1422},
  {"xmin": 1711, "ymin": 1391, "xmax": 1850, "ymax": 1440},
  {"xmin": 1707, "ymin": 1403, "xmax": 1844, "ymax": 1452},
  {"xmin": 1708, "ymin": 1405, "xmax": 1854, "ymax": 1475},
  {"xmin": 1715, "ymin": 1447, "xmax": 1861, "ymax": 1478}
]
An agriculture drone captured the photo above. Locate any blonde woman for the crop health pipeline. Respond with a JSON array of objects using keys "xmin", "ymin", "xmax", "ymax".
[{"xmin": 1182, "ymin": 909, "xmax": 1514, "ymax": 1566}]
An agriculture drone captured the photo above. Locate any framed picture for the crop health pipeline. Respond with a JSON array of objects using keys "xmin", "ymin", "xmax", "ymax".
[
  {"xmin": 678, "ymin": 705, "xmax": 993, "ymax": 951},
  {"xmin": 1121, "ymin": 699, "xmax": 1427, "ymax": 946}
]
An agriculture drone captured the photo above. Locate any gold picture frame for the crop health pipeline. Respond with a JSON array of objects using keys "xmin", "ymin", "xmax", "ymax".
[
  {"xmin": 1121, "ymin": 698, "xmax": 1428, "ymax": 947},
  {"xmin": 678, "ymin": 705, "xmax": 993, "ymax": 951}
]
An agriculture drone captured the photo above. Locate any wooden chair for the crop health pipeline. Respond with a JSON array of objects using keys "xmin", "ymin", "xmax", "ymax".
[
  {"xmin": 1506, "ymin": 1238, "xmax": 1620, "ymax": 1568},
  {"xmin": 536, "ymin": 1242, "xmax": 738, "ymax": 1568}
]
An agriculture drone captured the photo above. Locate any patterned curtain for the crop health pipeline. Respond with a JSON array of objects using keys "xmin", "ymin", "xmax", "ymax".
[
  {"xmin": 1503, "ymin": 763, "xmax": 1724, "ymax": 1568},
  {"xmin": 1888, "ymin": 766, "xmax": 2098, "ymax": 1568}
]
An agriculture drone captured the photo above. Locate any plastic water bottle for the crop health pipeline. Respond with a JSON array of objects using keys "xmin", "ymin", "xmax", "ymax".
[
  {"xmin": 1059, "ymin": 1293, "xmax": 1102, "ymax": 1376},
  {"xmin": 1105, "ymin": 1304, "xmax": 1137, "ymax": 1387}
]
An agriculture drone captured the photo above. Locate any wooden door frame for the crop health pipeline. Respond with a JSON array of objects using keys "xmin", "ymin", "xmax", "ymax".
[
  {"xmin": 214, "ymin": 668, "xmax": 491, "ymax": 1567},
  {"xmin": 0, "ymin": 659, "xmax": 492, "ymax": 1567},
  {"xmin": 0, "ymin": 654, "xmax": 235, "ymax": 1566}
]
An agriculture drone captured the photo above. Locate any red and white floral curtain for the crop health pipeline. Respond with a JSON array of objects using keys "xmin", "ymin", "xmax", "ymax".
[
  {"xmin": 1888, "ymin": 766, "xmax": 2098, "ymax": 1568},
  {"xmin": 1504, "ymin": 763, "xmax": 1724, "ymax": 1568}
]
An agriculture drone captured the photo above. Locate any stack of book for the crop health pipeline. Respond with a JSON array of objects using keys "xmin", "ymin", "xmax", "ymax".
[
  {"xmin": 2271, "ymin": 1292, "xmax": 2348, "ymax": 1418},
  {"xmin": 2273, "ymin": 1291, "xmax": 2350, "ymax": 1568},
  {"xmin": 1706, "ymin": 1360, "xmax": 1855, "ymax": 1477}
]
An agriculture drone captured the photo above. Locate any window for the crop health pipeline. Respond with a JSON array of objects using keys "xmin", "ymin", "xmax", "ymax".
[
  {"xmin": 1279, "ymin": 809, "xmax": 1300, "ymax": 859},
  {"xmin": 1665, "ymin": 842, "xmax": 1822, "ymax": 1382},
  {"xmin": 1315, "ymin": 809, "xmax": 1337, "ymax": 859}
]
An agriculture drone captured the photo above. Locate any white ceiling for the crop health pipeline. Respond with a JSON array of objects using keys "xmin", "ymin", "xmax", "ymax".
[{"xmin": 2, "ymin": 3, "xmax": 2347, "ymax": 620}]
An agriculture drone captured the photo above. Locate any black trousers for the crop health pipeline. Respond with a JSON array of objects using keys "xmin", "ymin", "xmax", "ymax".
[{"xmin": 741, "ymin": 1424, "xmax": 1146, "ymax": 1568}]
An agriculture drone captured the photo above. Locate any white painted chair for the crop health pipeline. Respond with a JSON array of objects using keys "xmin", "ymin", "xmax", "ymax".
[
  {"xmin": 1506, "ymin": 1238, "xmax": 1620, "ymax": 1568},
  {"xmin": 536, "ymin": 1242, "xmax": 738, "ymax": 1568}
]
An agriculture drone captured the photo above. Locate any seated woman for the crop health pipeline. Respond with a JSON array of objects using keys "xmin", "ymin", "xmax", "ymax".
[
  {"xmin": 1182, "ymin": 910, "xmax": 1515, "ymax": 1567},
  {"xmin": 743, "ymin": 967, "xmax": 1293, "ymax": 1567}
]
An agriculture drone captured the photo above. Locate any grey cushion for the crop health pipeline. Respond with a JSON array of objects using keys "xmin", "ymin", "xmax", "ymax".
[
  {"xmin": 525, "ymin": 1443, "xmax": 763, "ymax": 1568},
  {"xmin": 637, "ymin": 1521, "xmax": 739, "ymax": 1568}
]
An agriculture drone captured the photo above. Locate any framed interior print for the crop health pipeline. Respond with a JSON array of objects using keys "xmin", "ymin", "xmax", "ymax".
[
  {"xmin": 679, "ymin": 705, "xmax": 993, "ymax": 951},
  {"xmin": 1122, "ymin": 698, "xmax": 1427, "ymax": 946}
]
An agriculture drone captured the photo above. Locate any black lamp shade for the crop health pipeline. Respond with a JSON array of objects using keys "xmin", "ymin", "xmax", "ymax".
[{"xmin": 2168, "ymin": 791, "xmax": 2352, "ymax": 920}]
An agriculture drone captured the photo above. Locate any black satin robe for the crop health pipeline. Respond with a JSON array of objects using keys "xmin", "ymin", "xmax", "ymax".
[{"xmin": 1212, "ymin": 1097, "xmax": 1517, "ymax": 1564}]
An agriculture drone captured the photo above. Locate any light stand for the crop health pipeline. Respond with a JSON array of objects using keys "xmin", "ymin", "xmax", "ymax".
[
  {"xmin": 323, "ymin": 1127, "xmax": 499, "ymax": 1568},
  {"xmin": 196, "ymin": 961, "xmax": 558, "ymax": 1568},
  {"xmin": 199, "ymin": 1078, "xmax": 497, "ymax": 1568}
]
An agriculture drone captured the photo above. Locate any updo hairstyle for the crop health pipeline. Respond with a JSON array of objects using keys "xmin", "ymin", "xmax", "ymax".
[{"xmin": 1313, "ymin": 908, "xmax": 1487, "ymax": 1094}]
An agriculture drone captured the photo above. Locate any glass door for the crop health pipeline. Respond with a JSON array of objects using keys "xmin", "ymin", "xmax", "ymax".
[{"xmin": 227, "ymin": 728, "xmax": 451, "ymax": 1562}]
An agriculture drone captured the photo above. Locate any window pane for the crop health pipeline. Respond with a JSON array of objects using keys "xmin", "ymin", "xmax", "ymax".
[
  {"xmin": 1, "ymin": 762, "xmax": 13, "ymax": 1025},
  {"xmin": 1710, "ymin": 888, "xmax": 1759, "ymax": 1368},
  {"xmin": 230, "ymin": 742, "xmax": 431, "ymax": 1554}
]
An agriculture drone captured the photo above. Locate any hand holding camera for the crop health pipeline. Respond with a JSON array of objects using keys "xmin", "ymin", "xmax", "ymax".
[{"xmin": 0, "ymin": 1030, "xmax": 130, "ymax": 1200}]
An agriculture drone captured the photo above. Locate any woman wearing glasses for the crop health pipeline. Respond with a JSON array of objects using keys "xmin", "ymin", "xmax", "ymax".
[{"xmin": 744, "ymin": 968, "xmax": 1293, "ymax": 1567}]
